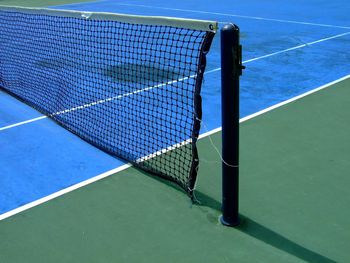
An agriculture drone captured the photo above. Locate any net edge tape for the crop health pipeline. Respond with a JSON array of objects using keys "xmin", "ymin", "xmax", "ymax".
[{"xmin": 0, "ymin": 5, "xmax": 218, "ymax": 32}]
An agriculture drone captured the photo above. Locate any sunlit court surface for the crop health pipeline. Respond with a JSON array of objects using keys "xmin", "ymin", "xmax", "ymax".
[{"xmin": 1, "ymin": 0, "xmax": 350, "ymax": 262}]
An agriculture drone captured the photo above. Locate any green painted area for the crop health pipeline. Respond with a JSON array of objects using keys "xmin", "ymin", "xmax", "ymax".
[
  {"xmin": 1, "ymin": 78, "xmax": 349, "ymax": 262},
  {"xmin": 0, "ymin": 0, "xmax": 93, "ymax": 7},
  {"xmin": 1, "ymin": 0, "xmax": 349, "ymax": 261}
]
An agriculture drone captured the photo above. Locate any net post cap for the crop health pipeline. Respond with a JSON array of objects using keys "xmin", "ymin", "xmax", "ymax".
[{"xmin": 221, "ymin": 23, "xmax": 239, "ymax": 32}]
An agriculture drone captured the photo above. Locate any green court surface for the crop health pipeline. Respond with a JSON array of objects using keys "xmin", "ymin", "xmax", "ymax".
[
  {"xmin": 1, "ymin": 1, "xmax": 350, "ymax": 262},
  {"xmin": 1, "ymin": 78, "xmax": 350, "ymax": 262}
]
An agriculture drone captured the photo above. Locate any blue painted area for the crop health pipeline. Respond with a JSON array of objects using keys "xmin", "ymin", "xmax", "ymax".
[
  {"xmin": 56, "ymin": 0, "xmax": 350, "ymax": 28},
  {"xmin": 0, "ymin": 113, "xmax": 123, "ymax": 214},
  {"xmin": 0, "ymin": 90, "xmax": 42, "ymax": 127},
  {"xmin": 0, "ymin": 9, "xmax": 208, "ymax": 161},
  {"xmin": 203, "ymin": 33, "xmax": 350, "ymax": 123},
  {"xmin": 240, "ymin": 34, "xmax": 350, "ymax": 117},
  {"xmin": 52, "ymin": 1, "xmax": 350, "ymax": 127},
  {"xmin": 1, "ymin": 0, "xmax": 350, "ymax": 214},
  {"xmin": 96, "ymin": 0, "xmax": 350, "ymax": 27}
]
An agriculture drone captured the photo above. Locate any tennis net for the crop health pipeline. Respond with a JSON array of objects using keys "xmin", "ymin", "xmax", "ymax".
[{"xmin": 0, "ymin": 6, "xmax": 217, "ymax": 195}]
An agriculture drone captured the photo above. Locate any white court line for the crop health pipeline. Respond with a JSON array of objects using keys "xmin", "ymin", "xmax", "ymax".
[
  {"xmin": 1, "ymin": 73, "xmax": 349, "ymax": 221},
  {"xmin": 1, "ymin": 29, "xmax": 348, "ymax": 132},
  {"xmin": 115, "ymin": 3, "xmax": 350, "ymax": 30},
  {"xmin": 1, "ymin": 29, "xmax": 349, "ymax": 220},
  {"xmin": 0, "ymin": 74, "xmax": 193, "ymax": 131},
  {"xmin": 144, "ymin": 73, "xmax": 350, "ymax": 159},
  {"xmin": 0, "ymin": 164, "xmax": 131, "ymax": 221},
  {"xmin": 199, "ymin": 74, "xmax": 350, "ymax": 138},
  {"xmin": 244, "ymin": 31, "xmax": 350, "ymax": 63},
  {"xmin": 0, "ymin": 116, "xmax": 47, "ymax": 131}
]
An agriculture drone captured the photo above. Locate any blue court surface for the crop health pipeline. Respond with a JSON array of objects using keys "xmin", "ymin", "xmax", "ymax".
[{"xmin": 1, "ymin": 0, "xmax": 350, "ymax": 217}]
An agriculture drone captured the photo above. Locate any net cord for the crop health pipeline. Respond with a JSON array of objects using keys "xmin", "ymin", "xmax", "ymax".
[{"xmin": 0, "ymin": 5, "xmax": 218, "ymax": 33}]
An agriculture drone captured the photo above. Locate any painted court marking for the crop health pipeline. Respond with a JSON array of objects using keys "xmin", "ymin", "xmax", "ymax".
[
  {"xmin": 1, "ymin": 74, "xmax": 349, "ymax": 221},
  {"xmin": 0, "ymin": 165, "xmax": 131, "ymax": 221},
  {"xmin": 200, "ymin": 74, "xmax": 350, "ymax": 138},
  {"xmin": 115, "ymin": 3, "xmax": 350, "ymax": 30},
  {"xmin": 1, "ymin": 20, "xmax": 349, "ymax": 220},
  {"xmin": 1, "ymin": 29, "xmax": 348, "ymax": 131},
  {"xmin": 0, "ymin": 75, "xmax": 195, "ymax": 131}
]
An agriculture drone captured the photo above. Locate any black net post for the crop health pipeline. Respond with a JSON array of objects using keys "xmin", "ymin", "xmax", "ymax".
[{"xmin": 220, "ymin": 24, "xmax": 244, "ymax": 227}]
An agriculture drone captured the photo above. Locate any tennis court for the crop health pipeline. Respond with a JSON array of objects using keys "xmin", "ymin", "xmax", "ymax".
[{"xmin": 1, "ymin": 0, "xmax": 350, "ymax": 262}]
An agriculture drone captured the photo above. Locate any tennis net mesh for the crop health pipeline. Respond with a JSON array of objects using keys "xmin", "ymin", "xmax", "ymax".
[{"xmin": 0, "ymin": 6, "xmax": 217, "ymax": 194}]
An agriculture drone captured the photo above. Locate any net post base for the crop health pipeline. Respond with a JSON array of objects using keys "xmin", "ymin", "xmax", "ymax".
[{"xmin": 219, "ymin": 215, "xmax": 240, "ymax": 227}]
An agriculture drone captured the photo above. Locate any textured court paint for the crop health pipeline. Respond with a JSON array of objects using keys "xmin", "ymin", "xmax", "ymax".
[
  {"xmin": 102, "ymin": 3, "xmax": 350, "ymax": 29},
  {"xmin": 105, "ymin": 0, "xmax": 350, "ymax": 28},
  {"xmin": 1, "ymin": 79, "xmax": 350, "ymax": 262},
  {"xmin": 0, "ymin": 114, "xmax": 125, "ymax": 214},
  {"xmin": 0, "ymin": 90, "xmax": 43, "ymax": 127},
  {"xmin": 0, "ymin": 0, "xmax": 95, "ymax": 7},
  {"xmin": 3, "ymin": 74, "xmax": 348, "ymax": 219},
  {"xmin": 52, "ymin": 1, "xmax": 350, "ymax": 131},
  {"xmin": 0, "ymin": 164, "xmax": 131, "ymax": 221},
  {"xmin": 3, "ymin": 32, "xmax": 348, "ymax": 132},
  {"xmin": 0, "ymin": 3, "xmax": 348, "ymax": 263},
  {"xmin": 1, "ymin": 0, "xmax": 350, "ymax": 215},
  {"xmin": 237, "ymin": 78, "xmax": 350, "ymax": 262}
]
